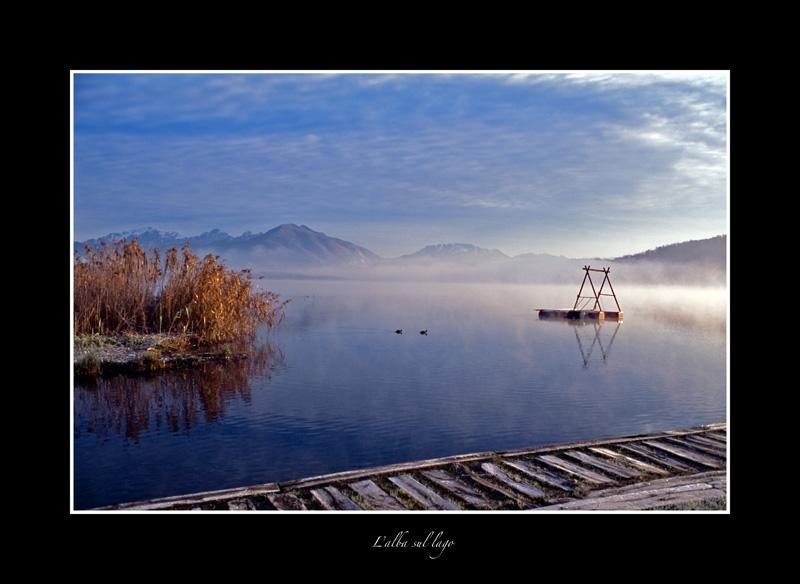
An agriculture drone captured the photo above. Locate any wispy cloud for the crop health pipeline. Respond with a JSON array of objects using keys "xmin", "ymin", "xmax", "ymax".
[{"xmin": 74, "ymin": 72, "xmax": 727, "ymax": 257}]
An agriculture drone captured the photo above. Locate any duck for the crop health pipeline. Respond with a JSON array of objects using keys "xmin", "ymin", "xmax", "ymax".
[
  {"xmin": 420, "ymin": 330, "xmax": 428, "ymax": 335},
  {"xmin": 395, "ymin": 329, "xmax": 403, "ymax": 334}
]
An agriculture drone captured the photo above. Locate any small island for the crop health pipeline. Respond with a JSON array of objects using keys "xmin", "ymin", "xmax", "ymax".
[{"xmin": 73, "ymin": 240, "xmax": 287, "ymax": 378}]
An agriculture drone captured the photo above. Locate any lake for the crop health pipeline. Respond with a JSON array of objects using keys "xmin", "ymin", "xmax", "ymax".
[{"xmin": 73, "ymin": 280, "xmax": 726, "ymax": 509}]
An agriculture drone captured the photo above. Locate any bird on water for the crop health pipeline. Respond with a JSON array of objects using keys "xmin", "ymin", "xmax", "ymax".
[
  {"xmin": 420, "ymin": 330, "xmax": 428, "ymax": 335},
  {"xmin": 395, "ymin": 329, "xmax": 403, "ymax": 334}
]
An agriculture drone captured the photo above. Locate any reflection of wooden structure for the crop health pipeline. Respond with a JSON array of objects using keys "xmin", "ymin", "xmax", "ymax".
[
  {"xmin": 537, "ymin": 266, "xmax": 623, "ymax": 321},
  {"xmin": 573, "ymin": 321, "xmax": 622, "ymax": 368}
]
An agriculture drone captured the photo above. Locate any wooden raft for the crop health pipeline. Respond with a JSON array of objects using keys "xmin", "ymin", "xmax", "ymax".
[{"xmin": 96, "ymin": 422, "xmax": 727, "ymax": 511}]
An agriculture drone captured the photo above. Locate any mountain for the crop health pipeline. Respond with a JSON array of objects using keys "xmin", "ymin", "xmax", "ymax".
[
  {"xmin": 214, "ymin": 224, "xmax": 380, "ymax": 267},
  {"xmin": 75, "ymin": 224, "xmax": 380, "ymax": 268},
  {"xmin": 396, "ymin": 243, "xmax": 510, "ymax": 264},
  {"xmin": 75, "ymin": 227, "xmax": 234, "ymax": 252},
  {"xmin": 75, "ymin": 226, "xmax": 725, "ymax": 283},
  {"xmin": 611, "ymin": 235, "xmax": 726, "ymax": 266}
]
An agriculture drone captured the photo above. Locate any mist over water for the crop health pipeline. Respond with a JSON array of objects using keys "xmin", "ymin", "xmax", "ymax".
[{"xmin": 74, "ymin": 280, "xmax": 726, "ymax": 509}]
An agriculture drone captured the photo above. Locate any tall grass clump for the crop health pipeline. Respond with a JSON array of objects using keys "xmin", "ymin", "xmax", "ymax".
[{"xmin": 74, "ymin": 240, "xmax": 287, "ymax": 344}]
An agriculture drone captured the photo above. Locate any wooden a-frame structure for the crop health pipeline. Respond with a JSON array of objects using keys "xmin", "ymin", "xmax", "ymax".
[{"xmin": 573, "ymin": 266, "xmax": 622, "ymax": 312}]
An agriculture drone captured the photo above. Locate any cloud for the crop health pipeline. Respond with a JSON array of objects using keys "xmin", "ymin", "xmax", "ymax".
[
  {"xmin": 74, "ymin": 72, "xmax": 727, "ymax": 257},
  {"xmin": 499, "ymin": 71, "xmax": 727, "ymax": 90}
]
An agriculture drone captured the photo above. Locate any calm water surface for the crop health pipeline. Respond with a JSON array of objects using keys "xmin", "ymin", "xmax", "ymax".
[{"xmin": 74, "ymin": 281, "xmax": 726, "ymax": 508}]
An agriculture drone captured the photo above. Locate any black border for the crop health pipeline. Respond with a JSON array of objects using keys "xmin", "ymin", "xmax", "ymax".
[{"xmin": 53, "ymin": 59, "xmax": 743, "ymax": 561}]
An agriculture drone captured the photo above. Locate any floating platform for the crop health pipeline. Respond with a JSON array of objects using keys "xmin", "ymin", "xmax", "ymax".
[
  {"xmin": 537, "ymin": 309, "xmax": 624, "ymax": 321},
  {"xmin": 96, "ymin": 422, "xmax": 726, "ymax": 511}
]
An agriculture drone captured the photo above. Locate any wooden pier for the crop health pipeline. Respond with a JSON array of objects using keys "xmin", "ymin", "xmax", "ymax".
[{"xmin": 96, "ymin": 422, "xmax": 727, "ymax": 511}]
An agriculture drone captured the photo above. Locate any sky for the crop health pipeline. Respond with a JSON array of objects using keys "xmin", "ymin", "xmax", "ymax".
[{"xmin": 73, "ymin": 71, "xmax": 728, "ymax": 258}]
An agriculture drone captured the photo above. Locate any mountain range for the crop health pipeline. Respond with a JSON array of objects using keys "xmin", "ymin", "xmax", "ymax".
[
  {"xmin": 75, "ymin": 224, "xmax": 726, "ymax": 284},
  {"xmin": 76, "ymin": 224, "xmax": 380, "ymax": 267}
]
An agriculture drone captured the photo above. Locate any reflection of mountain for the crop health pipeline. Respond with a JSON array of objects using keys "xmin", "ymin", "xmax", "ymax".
[{"xmin": 74, "ymin": 343, "xmax": 285, "ymax": 442}]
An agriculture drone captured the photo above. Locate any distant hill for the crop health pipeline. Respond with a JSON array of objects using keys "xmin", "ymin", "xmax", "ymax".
[
  {"xmin": 396, "ymin": 243, "xmax": 509, "ymax": 264},
  {"xmin": 216, "ymin": 224, "xmax": 380, "ymax": 267},
  {"xmin": 611, "ymin": 235, "xmax": 726, "ymax": 266}
]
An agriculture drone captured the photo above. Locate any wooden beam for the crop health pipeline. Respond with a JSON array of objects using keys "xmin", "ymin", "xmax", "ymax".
[
  {"xmin": 480, "ymin": 463, "xmax": 546, "ymax": 500},
  {"xmin": 537, "ymin": 455, "xmax": 617, "ymax": 485},
  {"xmin": 666, "ymin": 436, "xmax": 727, "ymax": 458},
  {"xmin": 226, "ymin": 498, "xmax": 256, "ymax": 510},
  {"xmin": 588, "ymin": 447, "xmax": 670, "ymax": 476},
  {"xmin": 681, "ymin": 434, "xmax": 728, "ymax": 452},
  {"xmin": 349, "ymin": 480, "xmax": 406, "ymax": 510},
  {"xmin": 454, "ymin": 463, "xmax": 532, "ymax": 508},
  {"xmin": 562, "ymin": 450, "xmax": 642, "ymax": 479},
  {"xmin": 280, "ymin": 451, "xmax": 496, "ymax": 491},
  {"xmin": 502, "ymin": 459, "xmax": 574, "ymax": 491},
  {"xmin": 643, "ymin": 440, "xmax": 725, "ymax": 469},
  {"xmin": 421, "ymin": 469, "xmax": 494, "ymax": 510},
  {"xmin": 310, "ymin": 486, "xmax": 362, "ymax": 510},
  {"xmin": 267, "ymin": 493, "xmax": 307, "ymax": 510},
  {"xmin": 388, "ymin": 474, "xmax": 458, "ymax": 510}
]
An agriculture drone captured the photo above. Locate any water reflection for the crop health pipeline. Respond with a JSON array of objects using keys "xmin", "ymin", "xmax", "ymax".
[
  {"xmin": 75, "ymin": 342, "xmax": 285, "ymax": 442},
  {"xmin": 539, "ymin": 318, "xmax": 623, "ymax": 368},
  {"xmin": 572, "ymin": 321, "xmax": 622, "ymax": 367},
  {"xmin": 75, "ymin": 282, "xmax": 726, "ymax": 508}
]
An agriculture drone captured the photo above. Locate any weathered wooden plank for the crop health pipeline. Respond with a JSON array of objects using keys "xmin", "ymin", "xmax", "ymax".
[
  {"xmin": 480, "ymin": 463, "xmax": 546, "ymax": 499},
  {"xmin": 682, "ymin": 434, "xmax": 728, "ymax": 452},
  {"xmin": 421, "ymin": 469, "xmax": 494, "ymax": 509},
  {"xmin": 388, "ymin": 474, "xmax": 458, "ymax": 510},
  {"xmin": 348, "ymin": 480, "xmax": 406, "ymax": 510},
  {"xmin": 227, "ymin": 498, "xmax": 256, "ymax": 510},
  {"xmin": 587, "ymin": 470, "xmax": 726, "ymax": 498},
  {"xmin": 99, "ymin": 481, "xmax": 281, "ymax": 510},
  {"xmin": 588, "ymin": 447, "xmax": 670, "ymax": 476},
  {"xmin": 667, "ymin": 436, "xmax": 727, "ymax": 458},
  {"xmin": 267, "ymin": 493, "xmax": 307, "ymax": 510},
  {"xmin": 704, "ymin": 431, "xmax": 727, "ymax": 444},
  {"xmin": 454, "ymin": 463, "xmax": 531, "ymax": 507},
  {"xmin": 540, "ymin": 471, "xmax": 727, "ymax": 509},
  {"xmin": 502, "ymin": 459, "xmax": 574, "ymax": 491},
  {"xmin": 562, "ymin": 450, "xmax": 642, "ymax": 479},
  {"xmin": 535, "ymin": 485, "xmax": 726, "ymax": 510},
  {"xmin": 704, "ymin": 422, "xmax": 727, "ymax": 431},
  {"xmin": 617, "ymin": 443, "xmax": 695, "ymax": 472},
  {"xmin": 497, "ymin": 427, "xmax": 716, "ymax": 458},
  {"xmin": 576, "ymin": 485, "xmax": 719, "ymax": 509},
  {"xmin": 537, "ymin": 455, "xmax": 616, "ymax": 484},
  {"xmin": 280, "ymin": 450, "xmax": 497, "ymax": 491},
  {"xmin": 310, "ymin": 488, "xmax": 336, "ymax": 510},
  {"xmin": 643, "ymin": 440, "xmax": 724, "ymax": 469},
  {"xmin": 310, "ymin": 486, "xmax": 362, "ymax": 510}
]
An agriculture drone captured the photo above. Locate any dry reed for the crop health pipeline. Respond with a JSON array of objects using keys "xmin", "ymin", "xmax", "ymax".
[{"xmin": 74, "ymin": 240, "xmax": 287, "ymax": 343}]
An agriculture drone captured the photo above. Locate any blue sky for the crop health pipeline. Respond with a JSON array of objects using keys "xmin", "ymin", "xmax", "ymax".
[{"xmin": 74, "ymin": 72, "xmax": 727, "ymax": 258}]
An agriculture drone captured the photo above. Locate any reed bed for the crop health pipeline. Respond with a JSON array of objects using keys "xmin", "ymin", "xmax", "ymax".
[{"xmin": 74, "ymin": 240, "xmax": 287, "ymax": 344}]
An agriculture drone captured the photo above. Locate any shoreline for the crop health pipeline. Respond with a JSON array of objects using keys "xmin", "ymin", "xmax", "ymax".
[{"xmin": 73, "ymin": 333, "xmax": 250, "ymax": 378}]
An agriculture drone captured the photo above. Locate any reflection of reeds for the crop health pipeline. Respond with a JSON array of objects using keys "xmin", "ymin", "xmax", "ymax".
[
  {"xmin": 74, "ymin": 240, "xmax": 288, "ymax": 343},
  {"xmin": 75, "ymin": 342, "xmax": 285, "ymax": 441}
]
